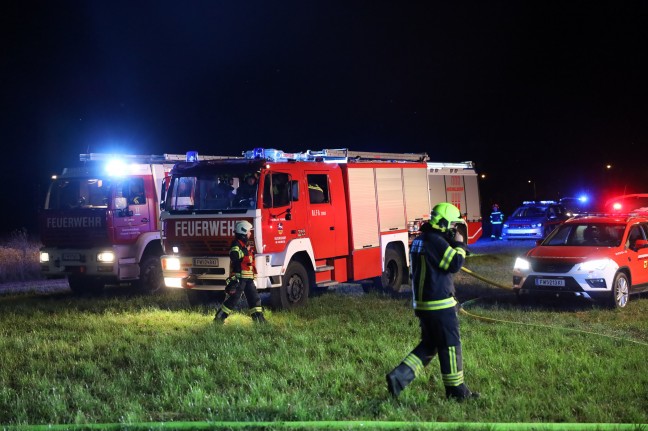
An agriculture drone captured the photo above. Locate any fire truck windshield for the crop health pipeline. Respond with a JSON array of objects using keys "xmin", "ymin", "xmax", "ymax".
[
  {"xmin": 168, "ymin": 171, "xmax": 259, "ymax": 211},
  {"xmin": 47, "ymin": 178, "xmax": 113, "ymax": 210}
]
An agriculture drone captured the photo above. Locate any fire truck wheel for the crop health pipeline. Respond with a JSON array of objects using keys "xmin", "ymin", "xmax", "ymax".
[
  {"xmin": 138, "ymin": 255, "xmax": 165, "ymax": 293},
  {"xmin": 271, "ymin": 260, "xmax": 310, "ymax": 309},
  {"xmin": 372, "ymin": 248, "xmax": 404, "ymax": 297}
]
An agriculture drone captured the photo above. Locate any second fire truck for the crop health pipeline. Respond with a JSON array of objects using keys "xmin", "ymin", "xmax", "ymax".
[{"xmin": 160, "ymin": 148, "xmax": 481, "ymax": 308}]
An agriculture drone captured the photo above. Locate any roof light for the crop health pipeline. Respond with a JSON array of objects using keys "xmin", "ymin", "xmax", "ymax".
[
  {"xmin": 186, "ymin": 151, "xmax": 199, "ymax": 162},
  {"xmin": 613, "ymin": 203, "xmax": 622, "ymax": 211},
  {"xmin": 105, "ymin": 159, "xmax": 127, "ymax": 176}
]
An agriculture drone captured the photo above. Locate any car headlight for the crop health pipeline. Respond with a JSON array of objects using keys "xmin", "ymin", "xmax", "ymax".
[
  {"xmin": 578, "ymin": 258, "xmax": 613, "ymax": 271},
  {"xmin": 503, "ymin": 223, "xmax": 509, "ymax": 228},
  {"xmin": 162, "ymin": 257, "xmax": 181, "ymax": 271},
  {"xmin": 40, "ymin": 252, "xmax": 50, "ymax": 263},
  {"xmin": 514, "ymin": 257, "xmax": 531, "ymax": 271},
  {"xmin": 533, "ymin": 223, "xmax": 543, "ymax": 228},
  {"xmin": 97, "ymin": 251, "xmax": 115, "ymax": 263}
]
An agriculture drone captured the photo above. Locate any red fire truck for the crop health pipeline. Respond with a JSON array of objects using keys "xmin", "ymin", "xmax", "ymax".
[
  {"xmin": 39, "ymin": 152, "xmax": 225, "ymax": 293},
  {"xmin": 160, "ymin": 148, "xmax": 481, "ymax": 308}
]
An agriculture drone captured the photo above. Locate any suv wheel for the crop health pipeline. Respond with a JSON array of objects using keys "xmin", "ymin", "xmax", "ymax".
[{"xmin": 609, "ymin": 272, "xmax": 630, "ymax": 309}]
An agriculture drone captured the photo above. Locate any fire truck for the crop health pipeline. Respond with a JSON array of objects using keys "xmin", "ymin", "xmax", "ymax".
[
  {"xmin": 160, "ymin": 148, "xmax": 481, "ymax": 309},
  {"xmin": 38, "ymin": 152, "xmax": 225, "ymax": 293}
]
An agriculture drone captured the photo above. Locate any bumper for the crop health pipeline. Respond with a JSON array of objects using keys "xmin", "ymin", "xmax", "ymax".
[
  {"xmin": 39, "ymin": 246, "xmax": 138, "ymax": 280},
  {"xmin": 513, "ymin": 269, "xmax": 614, "ymax": 302}
]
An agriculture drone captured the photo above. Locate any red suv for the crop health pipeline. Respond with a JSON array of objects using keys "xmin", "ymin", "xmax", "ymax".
[{"xmin": 513, "ymin": 214, "xmax": 648, "ymax": 308}]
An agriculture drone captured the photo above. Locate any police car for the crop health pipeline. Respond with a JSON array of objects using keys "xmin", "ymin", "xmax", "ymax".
[
  {"xmin": 502, "ymin": 200, "xmax": 569, "ymax": 240},
  {"xmin": 513, "ymin": 214, "xmax": 648, "ymax": 308}
]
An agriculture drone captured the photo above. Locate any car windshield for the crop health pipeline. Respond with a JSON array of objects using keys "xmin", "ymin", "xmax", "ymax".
[
  {"xmin": 511, "ymin": 206, "xmax": 546, "ymax": 218},
  {"xmin": 543, "ymin": 223, "xmax": 625, "ymax": 247}
]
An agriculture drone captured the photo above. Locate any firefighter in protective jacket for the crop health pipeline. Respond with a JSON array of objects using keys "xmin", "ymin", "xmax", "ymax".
[
  {"xmin": 386, "ymin": 202, "xmax": 479, "ymax": 401},
  {"xmin": 490, "ymin": 203, "xmax": 504, "ymax": 240},
  {"xmin": 214, "ymin": 220, "xmax": 266, "ymax": 323}
]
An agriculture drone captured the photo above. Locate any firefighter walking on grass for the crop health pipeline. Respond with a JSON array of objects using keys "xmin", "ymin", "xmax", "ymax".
[
  {"xmin": 215, "ymin": 220, "xmax": 266, "ymax": 323},
  {"xmin": 387, "ymin": 202, "xmax": 479, "ymax": 401}
]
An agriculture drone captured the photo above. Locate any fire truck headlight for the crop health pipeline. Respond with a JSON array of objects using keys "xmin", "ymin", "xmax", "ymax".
[
  {"xmin": 514, "ymin": 258, "xmax": 530, "ymax": 271},
  {"xmin": 97, "ymin": 251, "xmax": 115, "ymax": 263},
  {"xmin": 40, "ymin": 252, "xmax": 50, "ymax": 263},
  {"xmin": 162, "ymin": 257, "xmax": 181, "ymax": 271},
  {"xmin": 165, "ymin": 277, "xmax": 183, "ymax": 288}
]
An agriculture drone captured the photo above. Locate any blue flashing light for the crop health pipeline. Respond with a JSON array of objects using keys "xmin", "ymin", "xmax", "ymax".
[
  {"xmin": 578, "ymin": 195, "xmax": 588, "ymax": 203},
  {"xmin": 105, "ymin": 159, "xmax": 127, "ymax": 176},
  {"xmin": 186, "ymin": 151, "xmax": 199, "ymax": 162},
  {"xmin": 253, "ymin": 148, "xmax": 265, "ymax": 159}
]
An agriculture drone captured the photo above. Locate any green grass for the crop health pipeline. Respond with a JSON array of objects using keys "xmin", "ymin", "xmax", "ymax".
[{"xmin": 1, "ymin": 247, "xmax": 647, "ymax": 428}]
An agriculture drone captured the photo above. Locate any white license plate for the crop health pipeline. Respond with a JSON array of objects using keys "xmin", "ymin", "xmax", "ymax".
[
  {"xmin": 535, "ymin": 278, "xmax": 565, "ymax": 287},
  {"xmin": 63, "ymin": 253, "xmax": 81, "ymax": 261},
  {"xmin": 193, "ymin": 258, "xmax": 219, "ymax": 267}
]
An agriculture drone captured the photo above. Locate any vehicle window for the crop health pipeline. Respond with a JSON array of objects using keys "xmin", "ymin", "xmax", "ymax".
[
  {"xmin": 513, "ymin": 206, "xmax": 546, "ymax": 218},
  {"xmin": 127, "ymin": 178, "xmax": 146, "ymax": 205},
  {"xmin": 626, "ymin": 225, "xmax": 646, "ymax": 249},
  {"xmin": 48, "ymin": 178, "xmax": 112, "ymax": 209},
  {"xmin": 545, "ymin": 223, "xmax": 625, "ymax": 247},
  {"xmin": 263, "ymin": 172, "xmax": 291, "ymax": 208},
  {"xmin": 307, "ymin": 174, "xmax": 329, "ymax": 204}
]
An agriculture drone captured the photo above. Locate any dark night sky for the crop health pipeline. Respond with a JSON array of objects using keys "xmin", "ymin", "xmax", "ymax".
[{"xmin": 2, "ymin": 1, "xmax": 648, "ymax": 236}]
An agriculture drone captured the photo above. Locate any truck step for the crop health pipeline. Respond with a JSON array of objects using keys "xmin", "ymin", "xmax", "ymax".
[
  {"xmin": 317, "ymin": 280, "xmax": 340, "ymax": 288},
  {"xmin": 315, "ymin": 265, "xmax": 334, "ymax": 272}
]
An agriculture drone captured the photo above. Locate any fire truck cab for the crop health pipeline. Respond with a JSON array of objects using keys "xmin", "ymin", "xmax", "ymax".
[
  {"xmin": 38, "ymin": 152, "xmax": 224, "ymax": 294},
  {"xmin": 160, "ymin": 148, "xmax": 481, "ymax": 309}
]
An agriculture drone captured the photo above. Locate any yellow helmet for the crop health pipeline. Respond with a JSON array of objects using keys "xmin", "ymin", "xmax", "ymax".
[{"xmin": 429, "ymin": 202, "xmax": 463, "ymax": 232}]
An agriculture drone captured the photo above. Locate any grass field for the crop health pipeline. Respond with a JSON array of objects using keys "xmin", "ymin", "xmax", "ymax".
[{"xmin": 0, "ymin": 239, "xmax": 647, "ymax": 429}]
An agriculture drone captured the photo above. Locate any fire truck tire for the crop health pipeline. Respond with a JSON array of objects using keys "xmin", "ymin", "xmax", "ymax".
[
  {"xmin": 372, "ymin": 248, "xmax": 404, "ymax": 297},
  {"xmin": 68, "ymin": 275, "xmax": 104, "ymax": 295},
  {"xmin": 271, "ymin": 261, "xmax": 310, "ymax": 309},
  {"xmin": 137, "ymin": 255, "xmax": 165, "ymax": 293}
]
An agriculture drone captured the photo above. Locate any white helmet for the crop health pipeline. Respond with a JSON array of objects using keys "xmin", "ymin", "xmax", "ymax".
[{"xmin": 235, "ymin": 220, "xmax": 253, "ymax": 235}]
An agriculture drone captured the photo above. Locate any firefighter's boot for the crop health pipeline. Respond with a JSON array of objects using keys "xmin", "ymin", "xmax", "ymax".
[
  {"xmin": 445, "ymin": 383, "xmax": 480, "ymax": 402},
  {"xmin": 251, "ymin": 312, "xmax": 267, "ymax": 323},
  {"xmin": 214, "ymin": 308, "xmax": 229, "ymax": 323},
  {"xmin": 386, "ymin": 363, "xmax": 416, "ymax": 397},
  {"xmin": 250, "ymin": 307, "xmax": 267, "ymax": 324}
]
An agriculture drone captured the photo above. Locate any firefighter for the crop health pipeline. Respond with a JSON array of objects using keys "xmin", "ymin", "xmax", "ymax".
[
  {"xmin": 214, "ymin": 220, "xmax": 266, "ymax": 323},
  {"xmin": 490, "ymin": 203, "xmax": 504, "ymax": 240},
  {"xmin": 386, "ymin": 202, "xmax": 479, "ymax": 401}
]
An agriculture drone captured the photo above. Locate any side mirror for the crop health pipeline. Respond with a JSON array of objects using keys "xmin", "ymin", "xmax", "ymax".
[
  {"xmin": 634, "ymin": 239, "xmax": 648, "ymax": 250},
  {"xmin": 114, "ymin": 197, "xmax": 127, "ymax": 210},
  {"xmin": 285, "ymin": 208, "xmax": 292, "ymax": 221}
]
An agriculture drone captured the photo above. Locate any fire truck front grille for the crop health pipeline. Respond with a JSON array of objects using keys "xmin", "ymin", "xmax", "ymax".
[{"xmin": 176, "ymin": 239, "xmax": 231, "ymax": 255}]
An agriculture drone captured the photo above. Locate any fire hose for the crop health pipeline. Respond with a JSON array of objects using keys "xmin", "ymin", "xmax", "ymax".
[{"xmin": 458, "ymin": 267, "xmax": 648, "ymax": 347}]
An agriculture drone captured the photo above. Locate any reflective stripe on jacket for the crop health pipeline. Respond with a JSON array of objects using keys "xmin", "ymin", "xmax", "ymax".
[
  {"xmin": 410, "ymin": 230, "xmax": 466, "ymax": 311},
  {"xmin": 230, "ymin": 238, "xmax": 256, "ymax": 279}
]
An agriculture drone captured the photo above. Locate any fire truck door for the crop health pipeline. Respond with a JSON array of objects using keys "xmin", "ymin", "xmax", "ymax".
[
  {"xmin": 305, "ymin": 172, "xmax": 336, "ymax": 259},
  {"xmin": 113, "ymin": 178, "xmax": 153, "ymax": 242}
]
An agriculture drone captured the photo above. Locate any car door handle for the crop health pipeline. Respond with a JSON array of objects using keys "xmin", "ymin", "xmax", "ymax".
[{"xmin": 330, "ymin": 226, "xmax": 335, "ymax": 230}]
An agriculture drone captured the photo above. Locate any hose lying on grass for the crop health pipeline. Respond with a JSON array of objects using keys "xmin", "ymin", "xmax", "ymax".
[{"xmin": 459, "ymin": 266, "xmax": 648, "ymax": 347}]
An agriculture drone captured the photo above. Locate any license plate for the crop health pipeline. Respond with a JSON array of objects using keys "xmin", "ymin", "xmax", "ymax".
[
  {"xmin": 535, "ymin": 278, "xmax": 565, "ymax": 287},
  {"xmin": 193, "ymin": 258, "xmax": 219, "ymax": 267},
  {"xmin": 63, "ymin": 253, "xmax": 81, "ymax": 261}
]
